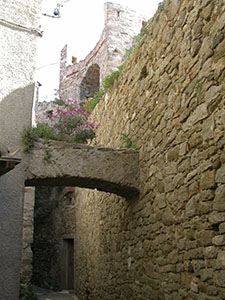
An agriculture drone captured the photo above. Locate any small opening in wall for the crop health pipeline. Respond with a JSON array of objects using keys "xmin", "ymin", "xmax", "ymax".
[
  {"xmin": 211, "ymin": 223, "xmax": 220, "ymax": 232},
  {"xmin": 117, "ymin": 10, "xmax": 120, "ymax": 17},
  {"xmin": 139, "ymin": 65, "xmax": 148, "ymax": 80},
  {"xmin": 63, "ymin": 191, "xmax": 73, "ymax": 206},
  {"xmin": 86, "ymin": 288, "xmax": 90, "ymax": 300},
  {"xmin": 113, "ymin": 48, "xmax": 121, "ymax": 54},
  {"xmin": 46, "ymin": 110, "xmax": 53, "ymax": 118}
]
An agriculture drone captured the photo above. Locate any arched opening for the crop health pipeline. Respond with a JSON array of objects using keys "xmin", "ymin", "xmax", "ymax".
[{"xmin": 79, "ymin": 64, "xmax": 100, "ymax": 103}]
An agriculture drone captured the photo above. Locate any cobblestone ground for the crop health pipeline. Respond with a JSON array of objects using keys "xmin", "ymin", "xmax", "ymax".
[{"xmin": 34, "ymin": 286, "xmax": 79, "ymax": 300}]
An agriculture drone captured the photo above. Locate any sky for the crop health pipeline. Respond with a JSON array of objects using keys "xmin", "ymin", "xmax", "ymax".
[{"xmin": 36, "ymin": 0, "xmax": 161, "ymax": 101}]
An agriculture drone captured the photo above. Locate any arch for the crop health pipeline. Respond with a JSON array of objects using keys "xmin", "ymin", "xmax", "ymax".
[
  {"xmin": 25, "ymin": 141, "xmax": 140, "ymax": 200},
  {"xmin": 79, "ymin": 64, "xmax": 100, "ymax": 102}
]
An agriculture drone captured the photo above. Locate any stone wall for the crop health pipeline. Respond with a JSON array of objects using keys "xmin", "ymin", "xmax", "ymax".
[
  {"xmin": 35, "ymin": 100, "xmax": 58, "ymax": 124},
  {"xmin": 31, "ymin": 186, "xmax": 76, "ymax": 290},
  {"xmin": 59, "ymin": 2, "xmax": 145, "ymax": 102},
  {"xmin": 32, "ymin": 187, "xmax": 63, "ymax": 290},
  {"xmin": 72, "ymin": 0, "xmax": 225, "ymax": 299},
  {"xmin": 21, "ymin": 187, "xmax": 35, "ymax": 283},
  {"xmin": 0, "ymin": 0, "xmax": 42, "ymax": 299}
]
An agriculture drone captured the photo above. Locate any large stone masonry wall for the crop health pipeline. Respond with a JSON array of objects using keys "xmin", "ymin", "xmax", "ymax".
[
  {"xmin": 73, "ymin": 0, "xmax": 225, "ymax": 299},
  {"xmin": 59, "ymin": 2, "xmax": 145, "ymax": 102}
]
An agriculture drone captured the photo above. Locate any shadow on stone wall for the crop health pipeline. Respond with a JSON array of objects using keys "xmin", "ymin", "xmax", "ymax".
[
  {"xmin": 0, "ymin": 83, "xmax": 35, "ymax": 150},
  {"xmin": 0, "ymin": 84, "xmax": 34, "ymax": 300}
]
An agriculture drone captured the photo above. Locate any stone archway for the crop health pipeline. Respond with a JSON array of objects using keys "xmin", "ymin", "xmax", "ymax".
[
  {"xmin": 79, "ymin": 64, "xmax": 100, "ymax": 102},
  {"xmin": 26, "ymin": 140, "xmax": 140, "ymax": 289},
  {"xmin": 26, "ymin": 140, "xmax": 140, "ymax": 199}
]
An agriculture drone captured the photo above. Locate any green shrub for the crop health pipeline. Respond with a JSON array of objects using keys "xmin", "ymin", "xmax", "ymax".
[
  {"xmin": 22, "ymin": 122, "xmax": 60, "ymax": 153},
  {"xmin": 19, "ymin": 284, "xmax": 37, "ymax": 300},
  {"xmin": 120, "ymin": 133, "xmax": 137, "ymax": 150},
  {"xmin": 102, "ymin": 66, "xmax": 123, "ymax": 91},
  {"xmin": 85, "ymin": 66, "xmax": 124, "ymax": 112}
]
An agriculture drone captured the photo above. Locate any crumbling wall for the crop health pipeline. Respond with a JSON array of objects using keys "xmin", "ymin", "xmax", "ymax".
[
  {"xmin": 59, "ymin": 2, "xmax": 145, "ymax": 102},
  {"xmin": 73, "ymin": 0, "xmax": 225, "ymax": 299}
]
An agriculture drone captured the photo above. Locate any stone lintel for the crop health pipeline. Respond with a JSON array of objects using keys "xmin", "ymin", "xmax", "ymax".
[{"xmin": 26, "ymin": 140, "xmax": 140, "ymax": 199}]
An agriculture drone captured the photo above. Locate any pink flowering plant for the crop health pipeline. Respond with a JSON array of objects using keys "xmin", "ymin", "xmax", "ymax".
[
  {"xmin": 49, "ymin": 99, "xmax": 100, "ymax": 144},
  {"xmin": 22, "ymin": 99, "xmax": 100, "ymax": 152}
]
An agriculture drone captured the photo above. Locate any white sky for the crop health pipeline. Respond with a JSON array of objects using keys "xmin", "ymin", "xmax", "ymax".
[{"xmin": 36, "ymin": 0, "xmax": 161, "ymax": 101}]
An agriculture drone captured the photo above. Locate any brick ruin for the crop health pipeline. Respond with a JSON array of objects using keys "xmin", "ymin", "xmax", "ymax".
[{"xmin": 59, "ymin": 2, "xmax": 146, "ymax": 102}]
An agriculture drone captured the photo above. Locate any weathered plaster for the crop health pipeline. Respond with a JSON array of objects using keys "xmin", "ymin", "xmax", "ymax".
[
  {"xmin": 0, "ymin": 0, "xmax": 42, "ymax": 299},
  {"xmin": 0, "ymin": 159, "xmax": 30, "ymax": 300}
]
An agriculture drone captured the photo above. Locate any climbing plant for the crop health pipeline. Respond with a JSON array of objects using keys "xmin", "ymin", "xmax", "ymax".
[{"xmin": 84, "ymin": 65, "xmax": 124, "ymax": 112}]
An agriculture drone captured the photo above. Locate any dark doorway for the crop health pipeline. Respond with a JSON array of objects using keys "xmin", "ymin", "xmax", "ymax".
[{"xmin": 62, "ymin": 238, "xmax": 74, "ymax": 290}]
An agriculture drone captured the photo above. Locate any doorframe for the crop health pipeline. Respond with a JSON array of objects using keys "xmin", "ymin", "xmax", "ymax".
[{"xmin": 61, "ymin": 236, "xmax": 74, "ymax": 290}]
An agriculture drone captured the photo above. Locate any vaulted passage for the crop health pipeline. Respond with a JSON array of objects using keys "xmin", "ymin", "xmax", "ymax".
[{"xmin": 25, "ymin": 140, "xmax": 140, "ymax": 199}]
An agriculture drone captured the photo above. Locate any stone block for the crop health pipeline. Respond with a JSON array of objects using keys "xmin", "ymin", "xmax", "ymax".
[
  {"xmin": 216, "ymin": 251, "xmax": 225, "ymax": 269},
  {"xmin": 215, "ymin": 165, "xmax": 225, "ymax": 183},
  {"xmin": 212, "ymin": 235, "xmax": 225, "ymax": 246},
  {"xmin": 203, "ymin": 246, "xmax": 217, "ymax": 259},
  {"xmin": 214, "ymin": 270, "xmax": 225, "ymax": 287},
  {"xmin": 200, "ymin": 170, "xmax": 215, "ymax": 190},
  {"xmin": 167, "ymin": 146, "xmax": 180, "ymax": 162},
  {"xmin": 185, "ymin": 195, "xmax": 199, "ymax": 218},
  {"xmin": 219, "ymin": 222, "xmax": 225, "ymax": 234},
  {"xmin": 189, "ymin": 133, "xmax": 203, "ymax": 149},
  {"xmin": 182, "ymin": 104, "xmax": 208, "ymax": 132},
  {"xmin": 191, "ymin": 39, "xmax": 201, "ymax": 57},
  {"xmin": 191, "ymin": 149, "xmax": 199, "ymax": 166},
  {"xmin": 199, "ymin": 190, "xmax": 215, "ymax": 202},
  {"xmin": 211, "ymin": 32, "xmax": 224, "ymax": 49},
  {"xmin": 195, "ymin": 230, "xmax": 214, "ymax": 246},
  {"xmin": 179, "ymin": 142, "xmax": 188, "ymax": 156},
  {"xmin": 162, "ymin": 206, "xmax": 174, "ymax": 225},
  {"xmin": 208, "ymin": 211, "xmax": 225, "ymax": 224},
  {"xmin": 213, "ymin": 185, "xmax": 225, "ymax": 211},
  {"xmin": 202, "ymin": 115, "xmax": 215, "ymax": 141}
]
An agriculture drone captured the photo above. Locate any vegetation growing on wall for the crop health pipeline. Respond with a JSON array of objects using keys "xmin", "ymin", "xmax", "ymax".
[
  {"xmin": 120, "ymin": 133, "xmax": 137, "ymax": 149},
  {"xmin": 123, "ymin": 1, "xmax": 165, "ymax": 62},
  {"xmin": 19, "ymin": 284, "xmax": 37, "ymax": 300},
  {"xmin": 84, "ymin": 65, "xmax": 124, "ymax": 112}
]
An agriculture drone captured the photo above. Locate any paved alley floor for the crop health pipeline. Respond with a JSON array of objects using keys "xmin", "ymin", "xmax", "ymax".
[{"xmin": 34, "ymin": 286, "xmax": 79, "ymax": 300}]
